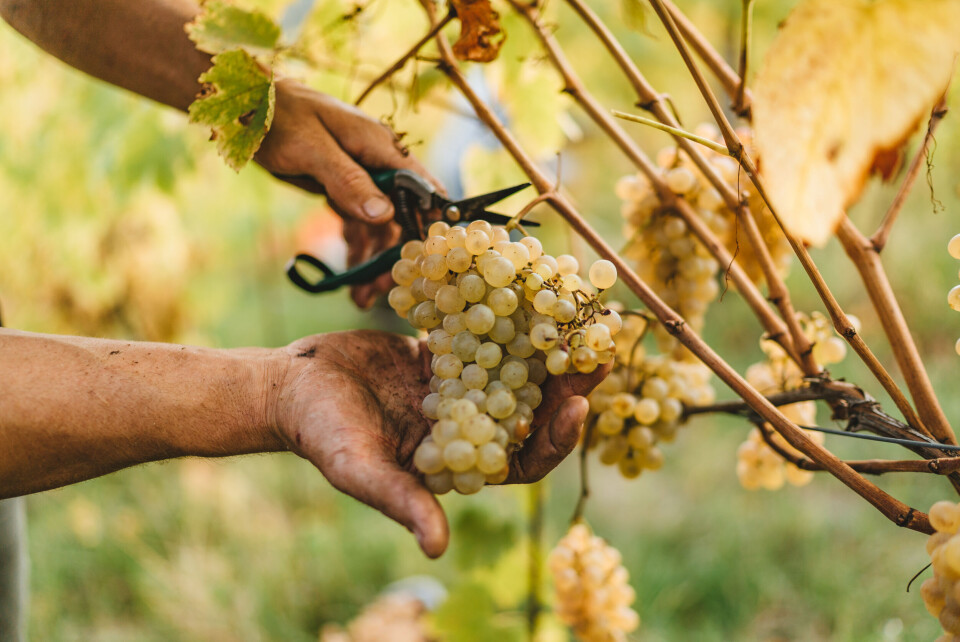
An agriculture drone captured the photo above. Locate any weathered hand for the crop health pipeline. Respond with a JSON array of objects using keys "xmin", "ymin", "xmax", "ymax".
[
  {"xmin": 256, "ymin": 80, "xmax": 442, "ymax": 308},
  {"xmin": 272, "ymin": 330, "xmax": 610, "ymax": 558}
]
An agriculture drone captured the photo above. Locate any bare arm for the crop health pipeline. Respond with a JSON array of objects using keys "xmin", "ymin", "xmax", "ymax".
[
  {"xmin": 0, "ymin": 328, "xmax": 604, "ymax": 557},
  {"xmin": 0, "ymin": 0, "xmax": 209, "ymax": 111},
  {"xmin": 0, "ymin": 328, "xmax": 286, "ymax": 496}
]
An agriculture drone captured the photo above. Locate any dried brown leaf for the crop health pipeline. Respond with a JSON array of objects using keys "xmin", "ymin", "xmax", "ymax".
[
  {"xmin": 753, "ymin": 0, "xmax": 960, "ymax": 247},
  {"xmin": 451, "ymin": 0, "xmax": 504, "ymax": 63}
]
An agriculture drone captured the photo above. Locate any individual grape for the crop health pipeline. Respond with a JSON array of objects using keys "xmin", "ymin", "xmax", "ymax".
[
  {"xmin": 391, "ymin": 259, "xmax": 419, "ymax": 286},
  {"xmin": 665, "ymin": 166, "xmax": 696, "ymax": 194},
  {"xmin": 812, "ymin": 336, "xmax": 847, "ymax": 365},
  {"xmin": 424, "ymin": 470, "xmax": 454, "ymax": 494},
  {"xmin": 530, "ymin": 323, "xmax": 559, "ymax": 350},
  {"xmin": 445, "ymin": 246, "xmax": 473, "ymax": 273},
  {"xmin": 487, "ymin": 287, "xmax": 519, "ymax": 316},
  {"xmin": 949, "ymin": 233, "xmax": 960, "ymax": 259},
  {"xmin": 434, "ymin": 353, "xmax": 464, "ymax": 379},
  {"xmin": 438, "ymin": 378, "xmax": 467, "ymax": 399},
  {"xmin": 476, "ymin": 442, "xmax": 507, "ymax": 475},
  {"xmin": 588, "ymin": 259, "xmax": 617, "ymax": 290},
  {"xmin": 502, "ymin": 242, "xmax": 531, "ymax": 270},
  {"xmin": 572, "ymin": 346, "xmax": 598, "ymax": 373},
  {"xmin": 585, "ymin": 323, "xmax": 612, "ymax": 351},
  {"xmin": 931, "ymin": 502, "xmax": 960, "ymax": 534},
  {"xmin": 956, "ymin": 337, "xmax": 960, "ymax": 357},
  {"xmin": 427, "ymin": 329, "xmax": 453, "ymax": 355},
  {"xmin": 464, "ymin": 388, "xmax": 487, "ymax": 413},
  {"xmin": 483, "ymin": 256, "xmax": 516, "ymax": 288},
  {"xmin": 453, "ymin": 469, "xmax": 486, "ymax": 495},
  {"xmin": 422, "ymin": 393, "xmax": 441, "ymax": 419},
  {"xmin": 633, "ymin": 398, "xmax": 660, "ymax": 424},
  {"xmin": 527, "ymin": 358, "xmax": 548, "ymax": 386},
  {"xmin": 420, "ymin": 254, "xmax": 448, "ymax": 281},
  {"xmin": 388, "ymin": 286, "xmax": 416, "ymax": 313},
  {"xmin": 488, "ymin": 316, "xmax": 516, "ymax": 344},
  {"xmin": 445, "ymin": 225, "xmax": 467, "ymax": 248},
  {"xmin": 443, "ymin": 439, "xmax": 477, "ymax": 472},
  {"xmin": 556, "ymin": 254, "xmax": 579, "ymax": 276},
  {"xmin": 460, "ymin": 364, "xmax": 488, "ymax": 390},
  {"xmin": 546, "ymin": 349, "xmax": 570, "ymax": 375},
  {"xmin": 533, "ymin": 289, "xmax": 558, "ymax": 315},
  {"xmin": 431, "ymin": 419, "xmax": 460, "ymax": 446},
  {"xmin": 515, "ymin": 382, "xmax": 542, "ymax": 409},
  {"xmin": 949, "ymin": 285, "xmax": 960, "ymax": 312},
  {"xmin": 475, "ymin": 342, "xmax": 502, "ymax": 368},
  {"xmin": 458, "ymin": 274, "xmax": 487, "ymax": 303},
  {"xmin": 561, "ymin": 273, "xmax": 582, "ymax": 292},
  {"xmin": 487, "ymin": 389, "xmax": 518, "ymax": 419},
  {"xmin": 552, "ymin": 299, "xmax": 577, "ymax": 323},
  {"xmin": 443, "ymin": 312, "xmax": 468, "ymax": 335},
  {"xmin": 427, "ymin": 222, "xmax": 450, "ymax": 238},
  {"xmin": 506, "ymin": 333, "xmax": 536, "ymax": 358},
  {"xmin": 413, "ymin": 440, "xmax": 445, "ymax": 474},
  {"xmin": 500, "ymin": 360, "xmax": 529, "ymax": 389},
  {"xmin": 449, "ymin": 399, "xmax": 478, "ymax": 423},
  {"xmin": 465, "ymin": 304, "xmax": 496, "ymax": 335},
  {"xmin": 462, "ymin": 414, "xmax": 496, "ymax": 445},
  {"xmin": 435, "ymin": 284, "xmax": 466, "ymax": 314},
  {"xmin": 465, "ymin": 229, "xmax": 492, "ymax": 254},
  {"xmin": 451, "ymin": 331, "xmax": 481, "ymax": 363},
  {"xmin": 400, "ymin": 240, "xmax": 424, "ymax": 260}
]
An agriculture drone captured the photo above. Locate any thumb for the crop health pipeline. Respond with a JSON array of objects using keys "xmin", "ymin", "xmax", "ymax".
[{"xmin": 325, "ymin": 452, "xmax": 450, "ymax": 558}]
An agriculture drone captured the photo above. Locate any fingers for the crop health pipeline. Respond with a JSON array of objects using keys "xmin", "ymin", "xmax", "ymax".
[
  {"xmin": 325, "ymin": 448, "xmax": 450, "ymax": 558},
  {"xmin": 509, "ymin": 396, "xmax": 590, "ymax": 483},
  {"xmin": 534, "ymin": 362, "xmax": 612, "ymax": 427}
]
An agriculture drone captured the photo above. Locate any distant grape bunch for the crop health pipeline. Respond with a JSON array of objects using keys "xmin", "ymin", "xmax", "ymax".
[
  {"xmin": 922, "ymin": 500, "xmax": 960, "ymax": 641},
  {"xmin": 585, "ymin": 312, "xmax": 714, "ymax": 478},
  {"xmin": 387, "ymin": 220, "xmax": 620, "ymax": 495},
  {"xmin": 948, "ymin": 234, "xmax": 960, "ymax": 355},
  {"xmin": 549, "ymin": 523, "xmax": 639, "ymax": 642}
]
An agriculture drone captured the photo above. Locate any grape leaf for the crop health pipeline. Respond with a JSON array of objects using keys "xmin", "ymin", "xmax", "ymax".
[
  {"xmin": 451, "ymin": 0, "xmax": 505, "ymax": 63},
  {"xmin": 752, "ymin": 0, "xmax": 960, "ymax": 247},
  {"xmin": 188, "ymin": 49, "xmax": 276, "ymax": 171},
  {"xmin": 185, "ymin": 0, "xmax": 281, "ymax": 57}
]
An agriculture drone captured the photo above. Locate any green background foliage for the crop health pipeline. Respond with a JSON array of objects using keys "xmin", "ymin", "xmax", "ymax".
[{"xmin": 2, "ymin": 0, "xmax": 960, "ymax": 639}]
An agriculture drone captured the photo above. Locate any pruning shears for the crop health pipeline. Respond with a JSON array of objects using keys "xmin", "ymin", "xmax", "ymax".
[{"xmin": 286, "ymin": 169, "xmax": 534, "ymax": 293}]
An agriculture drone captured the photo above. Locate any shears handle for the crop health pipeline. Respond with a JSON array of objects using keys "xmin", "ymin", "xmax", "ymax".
[{"xmin": 285, "ymin": 245, "xmax": 402, "ymax": 294}]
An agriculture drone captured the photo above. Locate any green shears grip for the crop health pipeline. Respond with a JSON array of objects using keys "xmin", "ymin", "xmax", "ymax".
[{"xmin": 285, "ymin": 244, "xmax": 403, "ymax": 293}]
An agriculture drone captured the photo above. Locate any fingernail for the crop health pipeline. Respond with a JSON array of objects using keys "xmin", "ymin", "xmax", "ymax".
[{"xmin": 363, "ymin": 196, "xmax": 391, "ymax": 220}]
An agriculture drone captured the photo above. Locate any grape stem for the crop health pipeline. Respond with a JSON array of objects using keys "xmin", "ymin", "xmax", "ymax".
[
  {"xmin": 422, "ymin": 0, "xmax": 934, "ymax": 534},
  {"xmin": 571, "ymin": 422, "xmax": 594, "ymax": 524},
  {"xmin": 610, "ymin": 110, "xmax": 730, "ymax": 155},
  {"xmin": 354, "ymin": 10, "xmax": 454, "ymax": 106},
  {"xmin": 870, "ymin": 99, "xmax": 947, "ymax": 252},
  {"xmin": 734, "ymin": 0, "xmax": 756, "ymax": 118}
]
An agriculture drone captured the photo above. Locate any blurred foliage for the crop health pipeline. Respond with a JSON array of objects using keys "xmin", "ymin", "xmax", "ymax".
[{"xmin": 2, "ymin": 0, "xmax": 960, "ymax": 640}]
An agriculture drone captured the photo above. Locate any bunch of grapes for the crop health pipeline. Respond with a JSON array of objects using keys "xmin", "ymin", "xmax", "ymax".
[
  {"xmin": 947, "ymin": 233, "xmax": 960, "ymax": 355},
  {"xmin": 585, "ymin": 312, "xmax": 715, "ymax": 478},
  {"xmin": 548, "ymin": 523, "xmax": 639, "ymax": 642},
  {"xmin": 921, "ymin": 500, "xmax": 960, "ymax": 640},
  {"xmin": 735, "ymin": 313, "xmax": 850, "ymax": 490},
  {"xmin": 388, "ymin": 220, "xmax": 621, "ymax": 495},
  {"xmin": 319, "ymin": 594, "xmax": 430, "ymax": 642},
  {"xmin": 615, "ymin": 125, "xmax": 792, "ymax": 353}
]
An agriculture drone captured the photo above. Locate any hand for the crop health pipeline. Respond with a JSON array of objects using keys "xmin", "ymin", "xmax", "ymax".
[
  {"xmin": 256, "ymin": 79, "xmax": 442, "ymax": 308},
  {"xmin": 271, "ymin": 330, "xmax": 610, "ymax": 558}
]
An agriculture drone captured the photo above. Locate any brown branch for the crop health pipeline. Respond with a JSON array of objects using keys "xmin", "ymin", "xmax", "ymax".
[
  {"xmin": 422, "ymin": 0, "xmax": 933, "ymax": 535},
  {"xmin": 354, "ymin": 11, "xmax": 454, "ymax": 106},
  {"xmin": 563, "ymin": 0, "xmax": 818, "ymax": 378},
  {"xmin": 507, "ymin": 0, "xmax": 801, "ymax": 365},
  {"xmin": 661, "ymin": 0, "xmax": 750, "ymax": 117},
  {"xmin": 734, "ymin": 0, "xmax": 755, "ymax": 117},
  {"xmin": 870, "ymin": 100, "xmax": 948, "ymax": 252}
]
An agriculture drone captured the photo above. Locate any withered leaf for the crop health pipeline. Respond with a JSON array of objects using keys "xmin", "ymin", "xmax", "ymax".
[{"xmin": 451, "ymin": 0, "xmax": 505, "ymax": 63}]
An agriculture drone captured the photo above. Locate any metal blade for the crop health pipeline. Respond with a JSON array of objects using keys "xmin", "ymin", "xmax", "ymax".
[{"xmin": 448, "ymin": 182, "xmax": 531, "ymax": 218}]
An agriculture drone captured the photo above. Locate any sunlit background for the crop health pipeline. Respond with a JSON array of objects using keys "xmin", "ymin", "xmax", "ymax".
[{"xmin": 2, "ymin": 0, "xmax": 960, "ymax": 639}]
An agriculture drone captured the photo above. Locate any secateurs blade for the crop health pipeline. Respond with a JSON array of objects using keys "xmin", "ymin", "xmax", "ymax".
[{"xmin": 286, "ymin": 169, "xmax": 534, "ymax": 294}]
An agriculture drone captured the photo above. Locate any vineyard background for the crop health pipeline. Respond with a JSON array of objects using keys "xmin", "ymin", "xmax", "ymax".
[{"xmin": 2, "ymin": 0, "xmax": 960, "ymax": 639}]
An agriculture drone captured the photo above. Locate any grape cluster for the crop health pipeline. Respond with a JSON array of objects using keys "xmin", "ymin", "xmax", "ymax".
[
  {"xmin": 947, "ymin": 233, "xmax": 960, "ymax": 356},
  {"xmin": 735, "ymin": 313, "xmax": 850, "ymax": 490},
  {"xmin": 549, "ymin": 523, "xmax": 639, "ymax": 642},
  {"xmin": 615, "ymin": 125, "xmax": 792, "ymax": 354},
  {"xmin": 585, "ymin": 312, "xmax": 715, "ymax": 478},
  {"xmin": 388, "ymin": 220, "xmax": 620, "ymax": 495},
  {"xmin": 921, "ymin": 500, "xmax": 960, "ymax": 641},
  {"xmin": 320, "ymin": 593, "xmax": 429, "ymax": 642}
]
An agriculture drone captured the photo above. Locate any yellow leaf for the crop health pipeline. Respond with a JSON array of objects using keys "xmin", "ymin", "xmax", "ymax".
[{"xmin": 753, "ymin": 0, "xmax": 960, "ymax": 247}]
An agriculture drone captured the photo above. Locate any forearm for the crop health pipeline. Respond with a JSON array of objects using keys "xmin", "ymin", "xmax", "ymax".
[
  {"xmin": 0, "ymin": 0, "xmax": 211, "ymax": 111},
  {"xmin": 0, "ymin": 329, "xmax": 289, "ymax": 498}
]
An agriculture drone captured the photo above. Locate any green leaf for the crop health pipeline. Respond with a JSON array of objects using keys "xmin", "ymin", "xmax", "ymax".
[
  {"xmin": 188, "ymin": 49, "xmax": 276, "ymax": 171},
  {"xmin": 621, "ymin": 0, "xmax": 652, "ymax": 34},
  {"xmin": 186, "ymin": 0, "xmax": 281, "ymax": 57},
  {"xmin": 428, "ymin": 582, "xmax": 523, "ymax": 642},
  {"xmin": 451, "ymin": 506, "xmax": 517, "ymax": 570}
]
